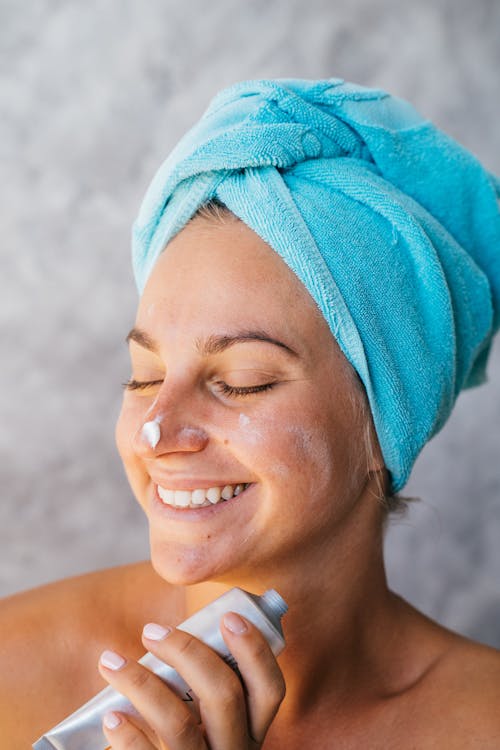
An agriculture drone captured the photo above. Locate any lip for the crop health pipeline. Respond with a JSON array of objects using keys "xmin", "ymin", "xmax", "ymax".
[{"xmin": 150, "ymin": 482, "xmax": 256, "ymax": 522}]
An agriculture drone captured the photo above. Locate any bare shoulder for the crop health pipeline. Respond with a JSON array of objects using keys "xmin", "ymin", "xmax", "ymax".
[
  {"xmin": 415, "ymin": 631, "xmax": 500, "ymax": 748},
  {"xmin": 441, "ymin": 633, "xmax": 500, "ymax": 705},
  {"xmin": 0, "ymin": 560, "xmax": 180, "ymax": 749},
  {"xmin": 380, "ymin": 597, "xmax": 500, "ymax": 748}
]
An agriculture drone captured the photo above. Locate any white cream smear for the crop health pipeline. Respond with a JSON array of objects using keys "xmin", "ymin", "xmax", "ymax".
[
  {"xmin": 223, "ymin": 412, "xmax": 290, "ymax": 480},
  {"xmin": 284, "ymin": 423, "xmax": 334, "ymax": 492},
  {"xmin": 236, "ymin": 412, "xmax": 265, "ymax": 445},
  {"xmin": 142, "ymin": 418, "xmax": 162, "ymax": 448}
]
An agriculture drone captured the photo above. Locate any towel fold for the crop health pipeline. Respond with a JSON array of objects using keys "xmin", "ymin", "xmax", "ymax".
[{"xmin": 132, "ymin": 77, "xmax": 500, "ymax": 493}]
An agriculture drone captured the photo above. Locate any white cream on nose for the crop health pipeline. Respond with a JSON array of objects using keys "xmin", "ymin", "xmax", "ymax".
[{"xmin": 142, "ymin": 418, "xmax": 162, "ymax": 448}]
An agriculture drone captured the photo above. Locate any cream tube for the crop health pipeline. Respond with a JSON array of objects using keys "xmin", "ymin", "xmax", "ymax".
[{"xmin": 32, "ymin": 587, "xmax": 287, "ymax": 749}]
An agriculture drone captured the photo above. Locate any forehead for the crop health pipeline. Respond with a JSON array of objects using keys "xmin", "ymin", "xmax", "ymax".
[
  {"xmin": 137, "ymin": 217, "xmax": 334, "ymax": 361},
  {"xmin": 142, "ymin": 217, "xmax": 306, "ymax": 301}
]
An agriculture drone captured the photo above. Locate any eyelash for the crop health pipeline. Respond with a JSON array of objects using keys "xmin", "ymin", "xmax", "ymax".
[
  {"xmin": 216, "ymin": 381, "xmax": 276, "ymax": 397},
  {"xmin": 121, "ymin": 379, "xmax": 276, "ymax": 398},
  {"xmin": 122, "ymin": 379, "xmax": 163, "ymax": 391}
]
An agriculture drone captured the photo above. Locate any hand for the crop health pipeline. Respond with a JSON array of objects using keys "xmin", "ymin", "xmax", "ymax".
[{"xmin": 98, "ymin": 611, "xmax": 286, "ymax": 749}]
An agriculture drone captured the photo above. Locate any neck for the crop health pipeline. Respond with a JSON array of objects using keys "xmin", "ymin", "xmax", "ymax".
[{"xmin": 184, "ymin": 490, "xmax": 417, "ymax": 723}]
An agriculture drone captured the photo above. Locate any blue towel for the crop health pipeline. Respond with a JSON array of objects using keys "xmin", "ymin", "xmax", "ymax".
[{"xmin": 132, "ymin": 78, "xmax": 500, "ymax": 494}]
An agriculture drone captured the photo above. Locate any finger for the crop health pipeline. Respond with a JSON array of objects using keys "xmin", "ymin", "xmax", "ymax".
[
  {"xmin": 98, "ymin": 648, "xmax": 206, "ymax": 750},
  {"xmin": 220, "ymin": 612, "xmax": 286, "ymax": 745},
  {"xmin": 102, "ymin": 710, "xmax": 154, "ymax": 749},
  {"xmin": 141, "ymin": 624, "xmax": 249, "ymax": 750}
]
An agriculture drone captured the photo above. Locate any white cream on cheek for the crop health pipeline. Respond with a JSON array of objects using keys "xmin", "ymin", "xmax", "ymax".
[
  {"xmin": 284, "ymin": 423, "xmax": 334, "ymax": 491},
  {"xmin": 288, "ymin": 419, "xmax": 369, "ymax": 506},
  {"xmin": 235, "ymin": 412, "xmax": 265, "ymax": 445},
  {"xmin": 285, "ymin": 424, "xmax": 330, "ymax": 468},
  {"xmin": 228, "ymin": 412, "xmax": 339, "ymax": 496},
  {"xmin": 233, "ymin": 412, "xmax": 291, "ymax": 480}
]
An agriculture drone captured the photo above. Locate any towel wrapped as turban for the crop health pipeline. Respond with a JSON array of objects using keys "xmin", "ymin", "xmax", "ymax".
[{"xmin": 131, "ymin": 77, "xmax": 500, "ymax": 494}]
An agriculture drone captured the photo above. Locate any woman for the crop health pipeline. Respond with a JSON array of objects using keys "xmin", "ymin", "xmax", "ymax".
[{"xmin": 2, "ymin": 77, "xmax": 500, "ymax": 749}]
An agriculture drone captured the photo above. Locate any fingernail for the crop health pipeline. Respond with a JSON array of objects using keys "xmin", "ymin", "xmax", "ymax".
[
  {"xmin": 223, "ymin": 611, "xmax": 248, "ymax": 634},
  {"xmin": 100, "ymin": 649, "xmax": 126, "ymax": 670},
  {"xmin": 142, "ymin": 622, "xmax": 172, "ymax": 641},
  {"xmin": 103, "ymin": 711, "xmax": 122, "ymax": 729}
]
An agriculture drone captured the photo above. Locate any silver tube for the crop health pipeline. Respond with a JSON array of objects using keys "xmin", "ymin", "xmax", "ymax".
[{"xmin": 32, "ymin": 587, "xmax": 287, "ymax": 750}]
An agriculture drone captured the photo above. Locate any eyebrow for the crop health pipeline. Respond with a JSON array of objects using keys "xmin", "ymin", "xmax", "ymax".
[{"xmin": 125, "ymin": 327, "xmax": 300, "ymax": 359}]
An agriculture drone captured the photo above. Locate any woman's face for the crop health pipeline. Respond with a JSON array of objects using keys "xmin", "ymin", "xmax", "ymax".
[{"xmin": 115, "ymin": 215, "xmax": 381, "ymax": 586}]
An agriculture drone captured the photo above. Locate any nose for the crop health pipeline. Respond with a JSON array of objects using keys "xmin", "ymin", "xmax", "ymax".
[{"xmin": 131, "ymin": 391, "xmax": 209, "ymax": 459}]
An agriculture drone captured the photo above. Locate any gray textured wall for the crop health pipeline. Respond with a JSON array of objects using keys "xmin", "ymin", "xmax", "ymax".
[{"xmin": 2, "ymin": 0, "xmax": 499, "ymax": 647}]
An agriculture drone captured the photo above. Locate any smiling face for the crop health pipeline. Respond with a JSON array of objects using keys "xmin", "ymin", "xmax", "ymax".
[{"xmin": 115, "ymin": 213, "xmax": 385, "ymax": 587}]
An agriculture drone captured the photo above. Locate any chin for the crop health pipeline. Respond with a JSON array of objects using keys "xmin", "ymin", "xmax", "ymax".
[{"xmin": 149, "ymin": 541, "xmax": 229, "ymax": 586}]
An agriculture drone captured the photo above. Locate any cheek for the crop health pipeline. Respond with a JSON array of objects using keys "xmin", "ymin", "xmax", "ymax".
[
  {"xmin": 227, "ymin": 410, "xmax": 331, "ymax": 488},
  {"xmin": 115, "ymin": 401, "xmax": 133, "ymax": 460},
  {"xmin": 282, "ymin": 409, "xmax": 366, "ymax": 509},
  {"xmin": 115, "ymin": 399, "xmax": 145, "ymax": 476},
  {"xmin": 286, "ymin": 424, "xmax": 333, "ymax": 478},
  {"xmin": 227, "ymin": 410, "xmax": 294, "ymax": 481}
]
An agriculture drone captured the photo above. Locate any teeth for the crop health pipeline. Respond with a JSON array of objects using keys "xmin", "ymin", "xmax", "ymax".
[
  {"xmin": 206, "ymin": 486, "xmax": 222, "ymax": 504},
  {"xmin": 174, "ymin": 490, "xmax": 191, "ymax": 508},
  {"xmin": 157, "ymin": 483, "xmax": 248, "ymax": 508},
  {"xmin": 191, "ymin": 489, "xmax": 206, "ymax": 506},
  {"xmin": 159, "ymin": 488, "xmax": 175, "ymax": 504}
]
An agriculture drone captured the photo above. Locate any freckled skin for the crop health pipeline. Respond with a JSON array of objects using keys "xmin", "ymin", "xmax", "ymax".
[{"xmin": 115, "ymin": 216, "xmax": 381, "ymax": 588}]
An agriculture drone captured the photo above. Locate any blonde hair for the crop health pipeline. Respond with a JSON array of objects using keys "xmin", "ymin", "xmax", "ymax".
[{"xmin": 191, "ymin": 198, "xmax": 421, "ymax": 517}]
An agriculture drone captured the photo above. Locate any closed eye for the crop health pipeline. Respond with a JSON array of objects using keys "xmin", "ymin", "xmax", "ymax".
[
  {"xmin": 122, "ymin": 378, "xmax": 164, "ymax": 391},
  {"xmin": 215, "ymin": 381, "xmax": 277, "ymax": 397},
  {"xmin": 122, "ymin": 379, "xmax": 277, "ymax": 397}
]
